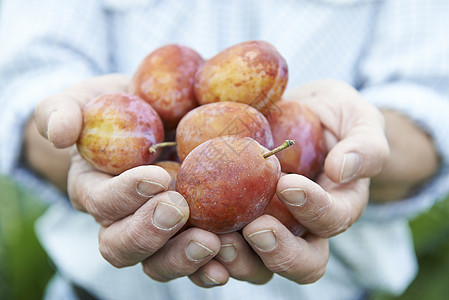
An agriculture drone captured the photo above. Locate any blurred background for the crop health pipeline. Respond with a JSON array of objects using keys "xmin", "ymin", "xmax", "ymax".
[
  {"xmin": 1, "ymin": 172, "xmax": 449, "ymax": 299},
  {"xmin": 1, "ymin": 0, "xmax": 448, "ymax": 299}
]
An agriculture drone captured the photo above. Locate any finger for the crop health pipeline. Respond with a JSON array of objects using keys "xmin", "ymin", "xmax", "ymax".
[
  {"xmin": 277, "ymin": 174, "xmax": 369, "ymax": 237},
  {"xmin": 323, "ymin": 120, "xmax": 390, "ymax": 183},
  {"xmin": 34, "ymin": 74, "xmax": 131, "ymax": 148},
  {"xmin": 98, "ymin": 191, "xmax": 189, "ymax": 268},
  {"xmin": 34, "ymin": 94, "xmax": 82, "ymax": 148},
  {"xmin": 141, "ymin": 228, "xmax": 220, "ymax": 282},
  {"xmin": 284, "ymin": 79, "xmax": 390, "ymax": 183},
  {"xmin": 189, "ymin": 260, "xmax": 229, "ymax": 288},
  {"xmin": 62, "ymin": 73, "xmax": 131, "ymax": 103},
  {"xmin": 311, "ymin": 97, "xmax": 389, "ymax": 183},
  {"xmin": 68, "ymin": 154, "xmax": 171, "ymax": 225},
  {"xmin": 243, "ymin": 215, "xmax": 329, "ymax": 284},
  {"xmin": 215, "ymin": 232, "xmax": 273, "ymax": 284}
]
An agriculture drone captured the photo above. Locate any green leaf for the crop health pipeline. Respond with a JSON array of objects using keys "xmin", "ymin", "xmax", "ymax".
[{"xmin": 0, "ymin": 175, "xmax": 54, "ymax": 300}]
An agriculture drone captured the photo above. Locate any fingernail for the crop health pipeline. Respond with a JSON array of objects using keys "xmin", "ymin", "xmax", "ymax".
[
  {"xmin": 247, "ymin": 230, "xmax": 276, "ymax": 252},
  {"xmin": 279, "ymin": 188, "xmax": 306, "ymax": 206},
  {"xmin": 46, "ymin": 111, "xmax": 57, "ymax": 143},
  {"xmin": 152, "ymin": 202, "xmax": 184, "ymax": 230},
  {"xmin": 137, "ymin": 180, "xmax": 167, "ymax": 197},
  {"xmin": 186, "ymin": 241, "xmax": 214, "ymax": 261},
  {"xmin": 217, "ymin": 244, "xmax": 236, "ymax": 262},
  {"xmin": 201, "ymin": 272, "xmax": 221, "ymax": 286},
  {"xmin": 340, "ymin": 152, "xmax": 362, "ymax": 183}
]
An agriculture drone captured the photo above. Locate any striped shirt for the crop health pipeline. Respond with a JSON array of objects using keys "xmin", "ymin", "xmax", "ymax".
[{"xmin": 1, "ymin": 0, "xmax": 448, "ymax": 299}]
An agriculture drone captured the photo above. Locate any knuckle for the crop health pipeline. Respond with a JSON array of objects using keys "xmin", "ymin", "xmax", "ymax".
[
  {"xmin": 142, "ymin": 263, "xmax": 172, "ymax": 282},
  {"xmin": 98, "ymin": 235, "xmax": 129, "ymax": 268},
  {"xmin": 302, "ymin": 197, "xmax": 332, "ymax": 226},
  {"xmin": 68, "ymin": 195, "xmax": 85, "ymax": 213},
  {"xmin": 321, "ymin": 222, "xmax": 349, "ymax": 238},
  {"xmin": 334, "ymin": 208, "xmax": 353, "ymax": 235},
  {"xmin": 319, "ymin": 201, "xmax": 353, "ymax": 237},
  {"xmin": 267, "ymin": 251, "xmax": 299, "ymax": 274},
  {"xmin": 83, "ymin": 193, "xmax": 112, "ymax": 226},
  {"xmin": 299, "ymin": 264, "xmax": 327, "ymax": 284},
  {"xmin": 126, "ymin": 216, "xmax": 165, "ymax": 255},
  {"xmin": 143, "ymin": 254, "xmax": 192, "ymax": 282},
  {"xmin": 165, "ymin": 253, "xmax": 194, "ymax": 276}
]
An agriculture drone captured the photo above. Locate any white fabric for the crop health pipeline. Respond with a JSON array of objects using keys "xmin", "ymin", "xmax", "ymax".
[
  {"xmin": 1, "ymin": 0, "xmax": 449, "ymax": 299},
  {"xmin": 35, "ymin": 202, "xmax": 369, "ymax": 300}
]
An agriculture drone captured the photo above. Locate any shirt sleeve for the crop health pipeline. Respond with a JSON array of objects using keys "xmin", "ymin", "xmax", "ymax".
[
  {"xmin": 0, "ymin": 0, "xmax": 110, "ymax": 202},
  {"xmin": 357, "ymin": 0, "xmax": 449, "ymax": 221}
]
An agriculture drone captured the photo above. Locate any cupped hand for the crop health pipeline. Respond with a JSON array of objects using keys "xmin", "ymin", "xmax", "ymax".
[
  {"xmin": 34, "ymin": 74, "xmax": 221, "ymax": 286},
  {"xmin": 199, "ymin": 79, "xmax": 390, "ymax": 285},
  {"xmin": 34, "ymin": 77, "xmax": 389, "ymax": 287}
]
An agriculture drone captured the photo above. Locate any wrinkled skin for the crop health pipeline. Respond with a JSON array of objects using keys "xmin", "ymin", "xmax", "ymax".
[{"xmin": 32, "ymin": 75, "xmax": 390, "ymax": 288}]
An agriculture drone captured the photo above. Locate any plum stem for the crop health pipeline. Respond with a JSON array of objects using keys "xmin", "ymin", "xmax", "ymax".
[
  {"xmin": 263, "ymin": 140, "xmax": 295, "ymax": 159},
  {"xmin": 149, "ymin": 141, "xmax": 177, "ymax": 154}
]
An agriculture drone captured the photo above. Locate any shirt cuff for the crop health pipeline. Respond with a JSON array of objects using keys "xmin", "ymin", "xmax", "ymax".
[{"xmin": 360, "ymin": 82, "xmax": 449, "ymax": 221}]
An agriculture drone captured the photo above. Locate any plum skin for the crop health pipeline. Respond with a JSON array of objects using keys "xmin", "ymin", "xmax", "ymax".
[
  {"xmin": 175, "ymin": 101, "xmax": 274, "ymax": 162},
  {"xmin": 194, "ymin": 40, "xmax": 288, "ymax": 113},
  {"xmin": 130, "ymin": 44, "xmax": 204, "ymax": 129},
  {"xmin": 266, "ymin": 101, "xmax": 327, "ymax": 179},
  {"xmin": 77, "ymin": 93, "xmax": 164, "ymax": 175},
  {"xmin": 176, "ymin": 137, "xmax": 281, "ymax": 234}
]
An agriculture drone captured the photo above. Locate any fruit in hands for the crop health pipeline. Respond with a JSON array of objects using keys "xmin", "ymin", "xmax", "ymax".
[
  {"xmin": 154, "ymin": 161, "xmax": 180, "ymax": 191},
  {"xmin": 130, "ymin": 44, "xmax": 204, "ymax": 129},
  {"xmin": 176, "ymin": 101, "xmax": 274, "ymax": 162},
  {"xmin": 194, "ymin": 40, "xmax": 288, "ymax": 112},
  {"xmin": 77, "ymin": 93, "xmax": 164, "ymax": 175},
  {"xmin": 266, "ymin": 101, "xmax": 326, "ymax": 179},
  {"xmin": 176, "ymin": 137, "xmax": 288, "ymax": 234}
]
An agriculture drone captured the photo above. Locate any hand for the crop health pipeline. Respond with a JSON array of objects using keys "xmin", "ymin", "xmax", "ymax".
[
  {"xmin": 199, "ymin": 79, "xmax": 390, "ymax": 285},
  {"xmin": 33, "ymin": 74, "xmax": 223, "ymax": 286}
]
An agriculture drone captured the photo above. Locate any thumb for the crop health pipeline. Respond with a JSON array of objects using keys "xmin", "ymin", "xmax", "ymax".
[
  {"xmin": 34, "ymin": 95, "xmax": 82, "ymax": 148},
  {"xmin": 284, "ymin": 79, "xmax": 390, "ymax": 184},
  {"xmin": 34, "ymin": 73, "xmax": 131, "ymax": 148},
  {"xmin": 324, "ymin": 125, "xmax": 390, "ymax": 183}
]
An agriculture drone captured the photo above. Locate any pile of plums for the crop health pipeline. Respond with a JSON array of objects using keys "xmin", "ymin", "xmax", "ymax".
[{"xmin": 77, "ymin": 41, "xmax": 327, "ymax": 236}]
